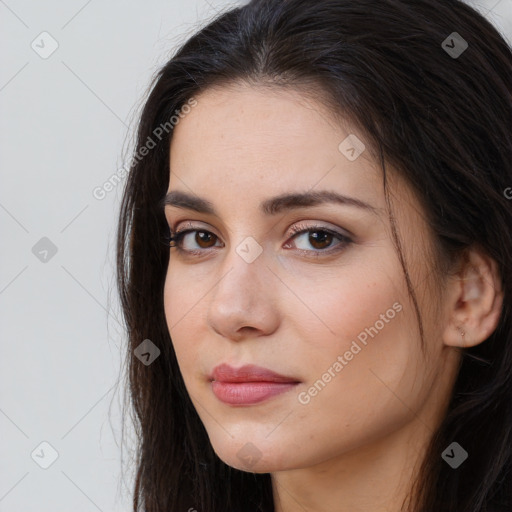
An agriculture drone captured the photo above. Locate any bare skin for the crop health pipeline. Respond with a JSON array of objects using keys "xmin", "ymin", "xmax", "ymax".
[{"xmin": 162, "ymin": 83, "xmax": 503, "ymax": 511}]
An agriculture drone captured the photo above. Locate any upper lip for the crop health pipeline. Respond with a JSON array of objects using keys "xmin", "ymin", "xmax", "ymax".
[{"xmin": 210, "ymin": 363, "xmax": 300, "ymax": 383}]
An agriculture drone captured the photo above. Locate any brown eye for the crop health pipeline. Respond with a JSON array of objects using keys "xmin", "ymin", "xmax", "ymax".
[
  {"xmin": 287, "ymin": 224, "xmax": 351, "ymax": 256},
  {"xmin": 168, "ymin": 228, "xmax": 222, "ymax": 252},
  {"xmin": 307, "ymin": 231, "xmax": 333, "ymax": 250},
  {"xmin": 195, "ymin": 231, "xmax": 217, "ymax": 248},
  {"xmin": 168, "ymin": 223, "xmax": 352, "ymax": 259}
]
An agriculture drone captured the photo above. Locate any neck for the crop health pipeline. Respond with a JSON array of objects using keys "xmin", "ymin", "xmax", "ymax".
[{"xmin": 272, "ymin": 418, "xmax": 430, "ymax": 512}]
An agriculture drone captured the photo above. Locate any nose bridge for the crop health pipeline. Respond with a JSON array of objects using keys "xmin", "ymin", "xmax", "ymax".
[
  {"xmin": 206, "ymin": 230, "xmax": 279, "ymax": 337},
  {"xmin": 216, "ymin": 233, "xmax": 267, "ymax": 301}
]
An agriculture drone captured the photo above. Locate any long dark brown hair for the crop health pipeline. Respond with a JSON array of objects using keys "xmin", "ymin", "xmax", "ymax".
[{"xmin": 116, "ymin": 0, "xmax": 512, "ymax": 510}]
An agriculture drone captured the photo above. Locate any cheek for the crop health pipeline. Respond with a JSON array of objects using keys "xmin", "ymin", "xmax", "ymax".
[
  {"xmin": 163, "ymin": 266, "xmax": 204, "ymax": 376},
  {"xmin": 163, "ymin": 257, "xmax": 216, "ymax": 319},
  {"xmin": 286, "ymin": 262, "xmax": 406, "ymax": 358},
  {"xmin": 163, "ymin": 262, "xmax": 208, "ymax": 327},
  {"xmin": 164, "ymin": 267, "xmax": 183, "ymax": 324},
  {"xmin": 292, "ymin": 269, "xmax": 424, "ymax": 420}
]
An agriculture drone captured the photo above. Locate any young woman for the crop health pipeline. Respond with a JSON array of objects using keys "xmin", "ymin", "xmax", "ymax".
[{"xmin": 116, "ymin": 0, "xmax": 512, "ymax": 510}]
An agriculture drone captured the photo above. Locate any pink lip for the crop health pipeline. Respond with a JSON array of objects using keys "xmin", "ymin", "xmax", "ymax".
[{"xmin": 210, "ymin": 364, "xmax": 300, "ymax": 405}]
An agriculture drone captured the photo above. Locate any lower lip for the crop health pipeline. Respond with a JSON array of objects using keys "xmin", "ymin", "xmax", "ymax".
[{"xmin": 211, "ymin": 381, "xmax": 299, "ymax": 405}]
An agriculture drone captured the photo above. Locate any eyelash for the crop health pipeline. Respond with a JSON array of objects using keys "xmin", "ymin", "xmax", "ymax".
[{"xmin": 163, "ymin": 222, "xmax": 352, "ymax": 259}]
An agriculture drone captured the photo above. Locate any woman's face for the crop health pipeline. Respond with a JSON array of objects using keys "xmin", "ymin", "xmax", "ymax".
[{"xmin": 163, "ymin": 83, "xmax": 457, "ymax": 473}]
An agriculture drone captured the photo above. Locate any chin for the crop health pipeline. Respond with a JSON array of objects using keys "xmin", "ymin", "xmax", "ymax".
[
  {"xmin": 211, "ymin": 440, "xmax": 296, "ymax": 474},
  {"xmin": 221, "ymin": 455, "xmax": 283, "ymax": 474}
]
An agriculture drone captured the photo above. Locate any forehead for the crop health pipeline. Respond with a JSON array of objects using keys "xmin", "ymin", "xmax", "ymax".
[{"xmin": 168, "ymin": 84, "xmax": 383, "ymax": 210}]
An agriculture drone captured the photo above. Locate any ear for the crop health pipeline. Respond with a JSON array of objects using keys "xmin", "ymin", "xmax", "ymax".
[{"xmin": 442, "ymin": 246, "xmax": 504, "ymax": 349}]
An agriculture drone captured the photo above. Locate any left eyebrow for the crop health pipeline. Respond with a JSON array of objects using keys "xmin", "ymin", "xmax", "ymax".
[{"xmin": 159, "ymin": 189, "xmax": 381, "ymax": 217}]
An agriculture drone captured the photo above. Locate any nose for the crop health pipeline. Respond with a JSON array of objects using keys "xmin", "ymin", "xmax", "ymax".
[{"xmin": 206, "ymin": 241, "xmax": 280, "ymax": 342}]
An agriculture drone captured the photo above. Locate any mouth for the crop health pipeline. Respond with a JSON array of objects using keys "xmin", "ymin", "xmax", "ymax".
[{"xmin": 209, "ymin": 363, "xmax": 301, "ymax": 406}]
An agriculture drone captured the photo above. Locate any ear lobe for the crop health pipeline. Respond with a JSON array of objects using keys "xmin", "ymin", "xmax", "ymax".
[{"xmin": 442, "ymin": 247, "xmax": 504, "ymax": 349}]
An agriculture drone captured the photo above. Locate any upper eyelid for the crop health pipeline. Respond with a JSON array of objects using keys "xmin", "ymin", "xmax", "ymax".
[
  {"xmin": 163, "ymin": 206, "xmax": 356, "ymax": 236},
  {"xmin": 170, "ymin": 220, "xmax": 350, "ymax": 238}
]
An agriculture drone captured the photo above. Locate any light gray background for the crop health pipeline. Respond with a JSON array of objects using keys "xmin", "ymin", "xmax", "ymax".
[{"xmin": 1, "ymin": 0, "xmax": 510, "ymax": 510}]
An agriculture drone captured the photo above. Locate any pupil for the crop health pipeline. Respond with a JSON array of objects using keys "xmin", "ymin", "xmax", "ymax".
[
  {"xmin": 197, "ymin": 231, "xmax": 214, "ymax": 247},
  {"xmin": 310, "ymin": 231, "xmax": 331, "ymax": 249}
]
